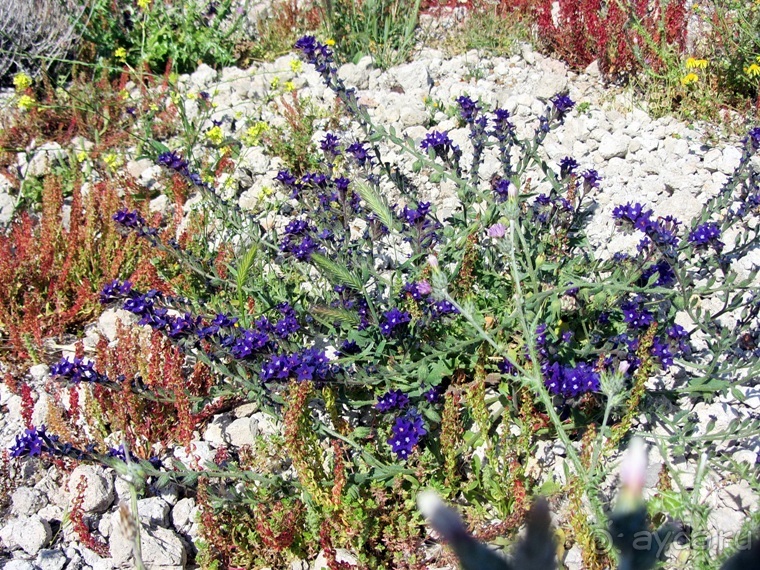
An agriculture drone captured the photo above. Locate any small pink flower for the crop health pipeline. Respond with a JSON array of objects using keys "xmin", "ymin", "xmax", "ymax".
[
  {"xmin": 417, "ymin": 280, "xmax": 432, "ymax": 295},
  {"xmin": 487, "ymin": 223, "xmax": 506, "ymax": 238}
]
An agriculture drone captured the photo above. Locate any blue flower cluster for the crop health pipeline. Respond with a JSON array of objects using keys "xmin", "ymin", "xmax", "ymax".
[
  {"xmin": 397, "ymin": 202, "xmax": 442, "ymax": 250},
  {"xmin": 559, "ymin": 156, "xmax": 579, "ymax": 178},
  {"xmin": 157, "ymin": 150, "xmax": 204, "ymax": 187},
  {"xmin": 620, "ymin": 296, "xmax": 655, "ymax": 329},
  {"xmin": 376, "ymin": 389, "xmax": 409, "ymax": 412},
  {"xmin": 346, "ymin": 141, "xmax": 372, "ymax": 167},
  {"xmin": 260, "ymin": 347, "xmax": 332, "ymax": 382},
  {"xmin": 294, "ymin": 35, "xmax": 334, "ymax": 75},
  {"xmin": 379, "ymin": 307, "xmax": 411, "ymax": 337},
  {"xmin": 543, "ymin": 361, "xmax": 600, "ymax": 398},
  {"xmin": 279, "ymin": 218, "xmax": 321, "ymax": 261},
  {"xmin": 688, "ymin": 222, "xmax": 724, "ymax": 251},
  {"xmin": 401, "ymin": 281, "xmax": 459, "ymax": 319},
  {"xmin": 387, "ymin": 410, "xmax": 427, "ymax": 460},
  {"xmin": 420, "ymin": 131, "xmax": 461, "ymax": 163},
  {"xmin": 550, "ymin": 93, "xmax": 575, "ymax": 119},
  {"xmin": 613, "ymin": 202, "xmax": 682, "ymax": 258},
  {"xmin": 51, "ymin": 357, "xmax": 108, "ymax": 384},
  {"xmin": 9, "ymin": 425, "xmax": 93, "ymax": 460}
]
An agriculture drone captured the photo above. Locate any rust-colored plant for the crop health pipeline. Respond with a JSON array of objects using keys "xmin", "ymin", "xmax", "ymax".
[
  {"xmin": 0, "ymin": 175, "xmax": 147, "ymax": 361},
  {"xmin": 93, "ymin": 325, "xmax": 216, "ymax": 453},
  {"xmin": 533, "ymin": 0, "xmax": 687, "ymax": 81}
]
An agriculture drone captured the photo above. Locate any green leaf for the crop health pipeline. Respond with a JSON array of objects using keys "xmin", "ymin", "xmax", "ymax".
[
  {"xmin": 310, "ymin": 252, "xmax": 364, "ymax": 290},
  {"xmin": 311, "ymin": 305, "xmax": 361, "ymax": 326},
  {"xmin": 352, "ymin": 180, "xmax": 398, "ymax": 232},
  {"xmin": 235, "ymin": 242, "xmax": 258, "ymax": 295}
]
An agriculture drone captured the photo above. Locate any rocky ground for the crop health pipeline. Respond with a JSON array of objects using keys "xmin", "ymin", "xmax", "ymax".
[{"xmin": 1, "ymin": 10, "xmax": 759, "ymax": 569}]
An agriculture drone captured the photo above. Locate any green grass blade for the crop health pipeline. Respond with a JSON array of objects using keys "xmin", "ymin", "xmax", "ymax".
[
  {"xmin": 310, "ymin": 252, "xmax": 364, "ymax": 290},
  {"xmin": 353, "ymin": 180, "xmax": 397, "ymax": 231}
]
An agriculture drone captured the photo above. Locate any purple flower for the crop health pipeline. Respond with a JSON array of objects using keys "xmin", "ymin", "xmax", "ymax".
[
  {"xmin": 581, "ymin": 169, "xmax": 601, "ymax": 189},
  {"xmin": 420, "ymin": 130, "xmax": 459, "ymax": 160},
  {"xmin": 379, "ymin": 307, "xmax": 412, "ymax": 337},
  {"xmin": 639, "ymin": 260, "xmax": 676, "ymax": 288},
  {"xmin": 612, "ymin": 202, "xmax": 654, "ymax": 233},
  {"xmin": 620, "ymin": 298, "xmax": 654, "ymax": 329},
  {"xmin": 456, "ymin": 95, "xmax": 480, "ymax": 123},
  {"xmin": 9, "ymin": 426, "xmax": 47, "ymax": 458},
  {"xmin": 167, "ymin": 313, "xmax": 200, "ymax": 339},
  {"xmin": 157, "ymin": 151, "xmax": 189, "ymax": 173},
  {"xmin": 492, "ymin": 108, "xmax": 514, "ymax": 138},
  {"xmin": 651, "ymin": 337, "xmax": 674, "ymax": 367},
  {"xmin": 339, "ymin": 339, "xmax": 361, "ymax": 355},
  {"xmin": 487, "ymin": 223, "xmax": 506, "ymax": 238},
  {"xmin": 550, "ymin": 93, "xmax": 575, "ymax": 118},
  {"xmin": 499, "ymin": 358, "xmax": 517, "ymax": 375},
  {"xmin": 376, "ymin": 389, "xmax": 409, "ymax": 412},
  {"xmin": 559, "ymin": 156, "xmax": 578, "ymax": 178},
  {"xmin": 387, "ymin": 410, "xmax": 427, "ymax": 460},
  {"xmin": 295, "ymin": 36, "xmax": 333, "ymax": 66},
  {"xmin": 544, "ymin": 362, "xmax": 599, "ymax": 398},
  {"xmin": 746, "ymin": 126, "xmax": 760, "ymax": 151},
  {"xmin": 688, "ymin": 222, "xmax": 724, "ymax": 251},
  {"xmin": 100, "ymin": 279, "xmax": 133, "ymax": 304},
  {"xmin": 491, "ymin": 177, "xmax": 514, "ymax": 202},
  {"xmin": 346, "ymin": 141, "xmax": 371, "ymax": 167},
  {"xmin": 424, "ymin": 385, "xmax": 443, "ymax": 403},
  {"xmin": 113, "ymin": 209, "xmax": 146, "ymax": 229},
  {"xmin": 321, "ymin": 133, "xmax": 342, "ymax": 156},
  {"xmin": 51, "ymin": 357, "xmax": 107, "ymax": 383}
]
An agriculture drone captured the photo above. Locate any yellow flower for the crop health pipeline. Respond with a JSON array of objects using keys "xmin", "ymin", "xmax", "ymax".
[
  {"xmin": 202, "ymin": 173, "xmax": 215, "ymax": 184},
  {"xmin": 13, "ymin": 72, "xmax": 32, "ymax": 92},
  {"xmin": 325, "ymin": 38, "xmax": 335, "ymax": 47},
  {"xmin": 284, "ymin": 81, "xmax": 296, "ymax": 92},
  {"xmin": 680, "ymin": 73, "xmax": 699, "ymax": 86},
  {"xmin": 187, "ymin": 91, "xmax": 198, "ymax": 100},
  {"xmin": 746, "ymin": 63, "xmax": 760, "ymax": 78},
  {"xmin": 206, "ymin": 125, "xmax": 224, "ymax": 145},
  {"xmin": 685, "ymin": 57, "xmax": 708, "ymax": 69},
  {"xmin": 103, "ymin": 153, "xmax": 122, "ymax": 171},
  {"xmin": 119, "ymin": 89, "xmax": 130, "ymax": 100},
  {"xmin": 137, "ymin": 0, "xmax": 151, "ymax": 9},
  {"xmin": 242, "ymin": 122, "xmax": 269, "ymax": 146},
  {"xmin": 270, "ymin": 76, "xmax": 280, "ymax": 89},
  {"xmin": 290, "ymin": 59, "xmax": 302, "ymax": 73},
  {"xmin": 17, "ymin": 95, "xmax": 35, "ymax": 111},
  {"xmin": 114, "ymin": 47, "xmax": 127, "ymax": 62},
  {"xmin": 76, "ymin": 151, "xmax": 88, "ymax": 163}
]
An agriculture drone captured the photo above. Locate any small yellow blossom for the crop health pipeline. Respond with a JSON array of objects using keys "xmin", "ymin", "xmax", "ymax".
[
  {"xmin": 13, "ymin": 72, "xmax": 32, "ymax": 92},
  {"xmin": 187, "ymin": 91, "xmax": 198, "ymax": 100},
  {"xmin": 149, "ymin": 103, "xmax": 159, "ymax": 111},
  {"xmin": 137, "ymin": 0, "xmax": 151, "ymax": 9},
  {"xmin": 685, "ymin": 57, "xmax": 708, "ymax": 69},
  {"xmin": 114, "ymin": 47, "xmax": 127, "ymax": 62},
  {"xmin": 242, "ymin": 122, "xmax": 269, "ymax": 146},
  {"xmin": 206, "ymin": 125, "xmax": 224, "ymax": 145},
  {"xmin": 103, "ymin": 153, "xmax": 123, "ymax": 171},
  {"xmin": 119, "ymin": 89, "xmax": 130, "ymax": 100},
  {"xmin": 76, "ymin": 151, "xmax": 88, "ymax": 163},
  {"xmin": 325, "ymin": 38, "xmax": 335, "ymax": 47},
  {"xmin": 680, "ymin": 73, "xmax": 699, "ymax": 86},
  {"xmin": 270, "ymin": 76, "xmax": 280, "ymax": 89},
  {"xmin": 746, "ymin": 63, "xmax": 760, "ymax": 78},
  {"xmin": 202, "ymin": 172, "xmax": 215, "ymax": 184},
  {"xmin": 290, "ymin": 59, "xmax": 303, "ymax": 73},
  {"xmin": 284, "ymin": 81, "xmax": 296, "ymax": 92},
  {"xmin": 17, "ymin": 95, "xmax": 35, "ymax": 111}
]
